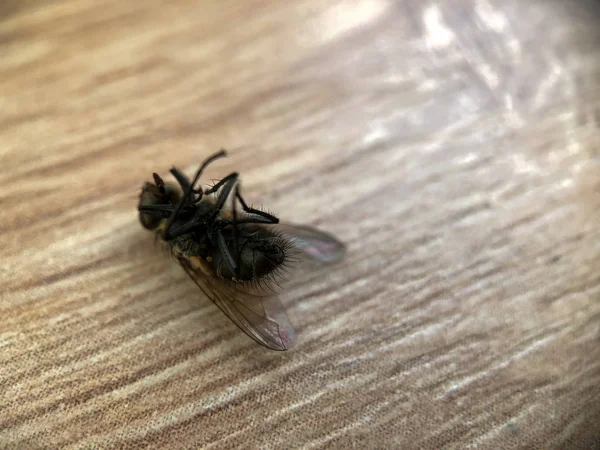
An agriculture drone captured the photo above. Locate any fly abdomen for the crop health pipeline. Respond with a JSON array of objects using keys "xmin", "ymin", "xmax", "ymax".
[{"xmin": 212, "ymin": 226, "xmax": 288, "ymax": 282}]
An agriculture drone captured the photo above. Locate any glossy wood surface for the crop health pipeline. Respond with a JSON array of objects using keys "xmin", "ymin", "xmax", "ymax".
[{"xmin": 1, "ymin": 0, "xmax": 599, "ymax": 448}]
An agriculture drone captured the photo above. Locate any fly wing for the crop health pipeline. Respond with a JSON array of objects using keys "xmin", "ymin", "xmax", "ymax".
[
  {"xmin": 275, "ymin": 223, "xmax": 346, "ymax": 263},
  {"xmin": 176, "ymin": 255, "xmax": 296, "ymax": 351}
]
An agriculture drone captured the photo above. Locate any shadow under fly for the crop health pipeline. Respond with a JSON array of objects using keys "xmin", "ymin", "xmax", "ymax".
[{"xmin": 137, "ymin": 149, "xmax": 345, "ymax": 351}]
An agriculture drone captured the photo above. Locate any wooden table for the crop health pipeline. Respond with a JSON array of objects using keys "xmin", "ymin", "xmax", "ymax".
[{"xmin": 2, "ymin": 0, "xmax": 599, "ymax": 448}]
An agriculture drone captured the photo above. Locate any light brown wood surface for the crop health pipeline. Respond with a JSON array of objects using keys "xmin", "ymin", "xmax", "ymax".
[{"xmin": 1, "ymin": 0, "xmax": 600, "ymax": 448}]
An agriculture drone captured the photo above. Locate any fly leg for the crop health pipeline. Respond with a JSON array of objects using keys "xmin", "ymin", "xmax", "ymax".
[
  {"xmin": 206, "ymin": 173, "xmax": 241, "ymax": 277},
  {"xmin": 234, "ymin": 185, "xmax": 279, "ymax": 224},
  {"xmin": 169, "ymin": 167, "xmax": 192, "ymax": 191},
  {"xmin": 205, "ymin": 173, "xmax": 279, "ymax": 224},
  {"xmin": 163, "ymin": 149, "xmax": 227, "ymax": 241},
  {"xmin": 207, "ymin": 174, "xmax": 280, "ymax": 278}
]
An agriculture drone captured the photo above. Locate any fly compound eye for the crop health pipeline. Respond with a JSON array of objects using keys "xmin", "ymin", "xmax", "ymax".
[{"xmin": 138, "ymin": 178, "xmax": 181, "ymax": 231}]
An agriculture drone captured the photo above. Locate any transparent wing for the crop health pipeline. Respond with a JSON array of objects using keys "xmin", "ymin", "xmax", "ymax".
[
  {"xmin": 176, "ymin": 255, "xmax": 296, "ymax": 351},
  {"xmin": 274, "ymin": 223, "xmax": 346, "ymax": 263}
]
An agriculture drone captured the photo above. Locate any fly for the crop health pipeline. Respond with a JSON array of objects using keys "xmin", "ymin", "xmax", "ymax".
[{"xmin": 137, "ymin": 150, "xmax": 345, "ymax": 350}]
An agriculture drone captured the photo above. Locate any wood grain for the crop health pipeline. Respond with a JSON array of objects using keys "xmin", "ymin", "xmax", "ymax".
[{"xmin": 1, "ymin": 0, "xmax": 600, "ymax": 448}]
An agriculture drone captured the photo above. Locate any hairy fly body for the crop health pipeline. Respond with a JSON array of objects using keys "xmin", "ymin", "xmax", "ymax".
[{"xmin": 138, "ymin": 150, "xmax": 345, "ymax": 351}]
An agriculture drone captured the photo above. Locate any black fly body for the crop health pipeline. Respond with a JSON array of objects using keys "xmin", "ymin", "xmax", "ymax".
[{"xmin": 138, "ymin": 149, "xmax": 345, "ymax": 351}]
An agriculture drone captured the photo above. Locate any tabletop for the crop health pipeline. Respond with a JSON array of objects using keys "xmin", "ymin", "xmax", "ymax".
[{"xmin": 1, "ymin": 0, "xmax": 600, "ymax": 448}]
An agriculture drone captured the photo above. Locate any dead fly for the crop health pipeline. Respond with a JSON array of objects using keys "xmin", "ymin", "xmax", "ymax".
[{"xmin": 137, "ymin": 150, "xmax": 345, "ymax": 351}]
